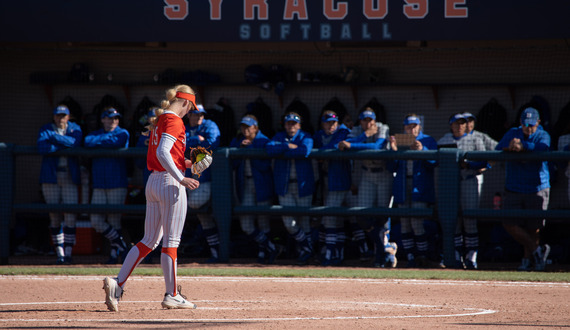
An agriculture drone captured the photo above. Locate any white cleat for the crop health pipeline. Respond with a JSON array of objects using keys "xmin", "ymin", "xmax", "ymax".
[
  {"xmin": 103, "ymin": 277, "xmax": 123, "ymax": 312},
  {"xmin": 161, "ymin": 285, "xmax": 197, "ymax": 309}
]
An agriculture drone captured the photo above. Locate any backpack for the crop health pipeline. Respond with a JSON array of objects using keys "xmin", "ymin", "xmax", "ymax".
[
  {"xmin": 476, "ymin": 98, "xmax": 509, "ymax": 142},
  {"xmin": 244, "ymin": 64, "xmax": 271, "ymax": 91},
  {"xmin": 268, "ymin": 64, "xmax": 292, "ymax": 97},
  {"xmin": 68, "ymin": 62, "xmax": 90, "ymax": 83}
]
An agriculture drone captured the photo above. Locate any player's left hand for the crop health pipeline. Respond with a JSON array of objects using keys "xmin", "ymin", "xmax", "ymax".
[{"xmin": 189, "ymin": 146, "xmax": 213, "ymax": 176}]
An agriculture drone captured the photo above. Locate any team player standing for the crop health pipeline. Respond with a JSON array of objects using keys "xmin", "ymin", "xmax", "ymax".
[
  {"xmin": 37, "ymin": 105, "xmax": 83, "ymax": 265},
  {"xmin": 184, "ymin": 104, "xmax": 222, "ymax": 263},
  {"xmin": 103, "ymin": 84, "xmax": 201, "ymax": 311}
]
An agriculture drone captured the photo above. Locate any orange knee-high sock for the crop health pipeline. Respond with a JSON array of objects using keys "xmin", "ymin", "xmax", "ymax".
[
  {"xmin": 161, "ymin": 247, "xmax": 178, "ymax": 296},
  {"xmin": 117, "ymin": 242, "xmax": 152, "ymax": 287}
]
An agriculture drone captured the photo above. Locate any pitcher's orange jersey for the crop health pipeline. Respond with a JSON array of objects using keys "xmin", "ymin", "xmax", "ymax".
[{"xmin": 147, "ymin": 112, "xmax": 186, "ymax": 172}]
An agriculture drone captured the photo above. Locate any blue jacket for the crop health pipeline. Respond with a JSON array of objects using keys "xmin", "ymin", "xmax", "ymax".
[
  {"xmin": 230, "ymin": 131, "xmax": 274, "ymax": 203},
  {"xmin": 346, "ymin": 129, "xmax": 393, "ymax": 172},
  {"xmin": 313, "ymin": 124, "xmax": 351, "ymax": 191},
  {"xmin": 84, "ymin": 127, "xmax": 130, "ymax": 189},
  {"xmin": 392, "ymin": 132, "xmax": 437, "ymax": 204},
  {"xmin": 266, "ymin": 130, "xmax": 315, "ymax": 198},
  {"xmin": 346, "ymin": 131, "xmax": 387, "ymax": 150},
  {"xmin": 185, "ymin": 119, "xmax": 220, "ymax": 183},
  {"xmin": 495, "ymin": 126, "xmax": 550, "ymax": 193},
  {"xmin": 37, "ymin": 121, "xmax": 83, "ymax": 185}
]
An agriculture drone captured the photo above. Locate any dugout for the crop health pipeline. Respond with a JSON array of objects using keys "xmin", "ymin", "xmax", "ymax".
[{"xmin": 1, "ymin": 1, "xmax": 570, "ymax": 266}]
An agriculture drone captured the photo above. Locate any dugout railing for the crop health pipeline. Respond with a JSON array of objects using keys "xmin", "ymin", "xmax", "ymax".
[{"xmin": 2, "ymin": 143, "xmax": 570, "ymax": 266}]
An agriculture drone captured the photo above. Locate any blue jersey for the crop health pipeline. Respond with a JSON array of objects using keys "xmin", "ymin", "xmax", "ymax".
[
  {"xmin": 230, "ymin": 131, "xmax": 274, "ymax": 203},
  {"xmin": 185, "ymin": 119, "xmax": 220, "ymax": 183},
  {"xmin": 495, "ymin": 126, "xmax": 550, "ymax": 193},
  {"xmin": 266, "ymin": 129, "xmax": 315, "ymax": 198},
  {"xmin": 84, "ymin": 126, "xmax": 130, "ymax": 189},
  {"xmin": 313, "ymin": 124, "xmax": 351, "ymax": 191},
  {"xmin": 37, "ymin": 121, "xmax": 83, "ymax": 185}
]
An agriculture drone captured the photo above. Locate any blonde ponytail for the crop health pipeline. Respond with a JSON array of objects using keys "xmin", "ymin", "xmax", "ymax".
[{"xmin": 143, "ymin": 84, "xmax": 195, "ymax": 135}]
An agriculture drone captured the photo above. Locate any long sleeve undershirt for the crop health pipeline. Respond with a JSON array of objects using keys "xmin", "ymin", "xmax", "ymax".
[{"xmin": 156, "ymin": 133, "xmax": 185, "ymax": 182}]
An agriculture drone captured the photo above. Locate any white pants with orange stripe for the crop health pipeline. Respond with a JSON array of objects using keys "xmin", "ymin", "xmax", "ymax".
[
  {"xmin": 117, "ymin": 171, "xmax": 187, "ymax": 295},
  {"xmin": 142, "ymin": 171, "xmax": 188, "ymax": 249}
]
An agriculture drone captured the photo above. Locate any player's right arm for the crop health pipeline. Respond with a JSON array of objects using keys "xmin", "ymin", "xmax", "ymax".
[
  {"xmin": 157, "ymin": 134, "xmax": 200, "ymax": 189},
  {"xmin": 156, "ymin": 133, "xmax": 198, "ymax": 190}
]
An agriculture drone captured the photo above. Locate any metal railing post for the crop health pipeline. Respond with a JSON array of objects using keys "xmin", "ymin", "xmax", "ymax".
[
  {"xmin": 0, "ymin": 143, "xmax": 14, "ymax": 265},
  {"xmin": 211, "ymin": 147, "xmax": 233, "ymax": 262},
  {"xmin": 437, "ymin": 148, "xmax": 461, "ymax": 268}
]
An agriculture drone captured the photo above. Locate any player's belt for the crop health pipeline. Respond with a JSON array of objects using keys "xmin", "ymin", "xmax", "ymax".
[
  {"xmin": 288, "ymin": 179, "xmax": 297, "ymax": 183},
  {"xmin": 362, "ymin": 166, "xmax": 383, "ymax": 173},
  {"xmin": 56, "ymin": 166, "xmax": 67, "ymax": 172},
  {"xmin": 245, "ymin": 175, "xmax": 253, "ymax": 179}
]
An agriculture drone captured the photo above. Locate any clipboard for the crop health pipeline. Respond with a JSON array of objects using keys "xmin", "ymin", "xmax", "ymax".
[{"xmin": 394, "ymin": 133, "xmax": 416, "ymax": 147}]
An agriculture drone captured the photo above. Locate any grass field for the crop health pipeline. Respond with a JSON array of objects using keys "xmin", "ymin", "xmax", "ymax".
[{"xmin": 1, "ymin": 265, "xmax": 569, "ymax": 282}]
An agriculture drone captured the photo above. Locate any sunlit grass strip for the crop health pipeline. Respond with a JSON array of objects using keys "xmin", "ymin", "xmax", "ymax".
[{"xmin": 0, "ymin": 266, "xmax": 568, "ymax": 283}]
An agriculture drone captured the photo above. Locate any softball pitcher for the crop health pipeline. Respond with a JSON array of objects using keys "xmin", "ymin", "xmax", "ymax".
[{"xmin": 103, "ymin": 85, "xmax": 201, "ymax": 312}]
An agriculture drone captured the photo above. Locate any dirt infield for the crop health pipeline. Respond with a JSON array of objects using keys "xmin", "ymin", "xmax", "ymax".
[{"xmin": 0, "ymin": 273, "xmax": 569, "ymax": 329}]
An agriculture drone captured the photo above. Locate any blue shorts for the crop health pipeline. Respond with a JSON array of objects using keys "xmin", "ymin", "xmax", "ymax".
[{"xmin": 502, "ymin": 188, "xmax": 549, "ymax": 230}]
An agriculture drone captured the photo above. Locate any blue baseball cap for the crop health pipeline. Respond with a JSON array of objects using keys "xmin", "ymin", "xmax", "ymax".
[
  {"xmin": 284, "ymin": 113, "xmax": 301, "ymax": 123},
  {"xmin": 240, "ymin": 116, "xmax": 258, "ymax": 127},
  {"xmin": 449, "ymin": 113, "xmax": 466, "ymax": 125},
  {"xmin": 147, "ymin": 108, "xmax": 157, "ymax": 118},
  {"xmin": 321, "ymin": 112, "xmax": 339, "ymax": 123},
  {"xmin": 403, "ymin": 115, "xmax": 421, "ymax": 126},
  {"xmin": 53, "ymin": 105, "xmax": 70, "ymax": 116},
  {"xmin": 521, "ymin": 107, "xmax": 540, "ymax": 127},
  {"xmin": 359, "ymin": 110, "xmax": 376, "ymax": 121},
  {"xmin": 189, "ymin": 104, "xmax": 206, "ymax": 114},
  {"xmin": 463, "ymin": 112, "xmax": 476, "ymax": 121},
  {"xmin": 101, "ymin": 108, "xmax": 121, "ymax": 119}
]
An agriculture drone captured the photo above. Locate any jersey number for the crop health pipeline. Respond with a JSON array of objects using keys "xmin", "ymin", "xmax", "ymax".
[{"xmin": 152, "ymin": 127, "xmax": 159, "ymax": 146}]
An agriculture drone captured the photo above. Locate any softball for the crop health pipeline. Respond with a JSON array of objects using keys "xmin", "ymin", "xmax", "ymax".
[{"xmin": 196, "ymin": 153, "xmax": 206, "ymax": 162}]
